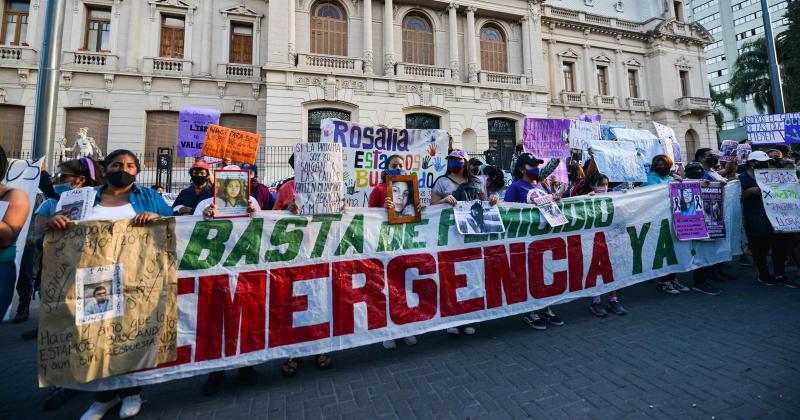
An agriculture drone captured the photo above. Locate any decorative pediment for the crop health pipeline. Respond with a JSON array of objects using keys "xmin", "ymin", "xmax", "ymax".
[
  {"xmin": 149, "ymin": 0, "xmax": 196, "ymax": 23},
  {"xmin": 592, "ymin": 53, "xmax": 613, "ymax": 64},
  {"xmin": 674, "ymin": 55, "xmax": 692, "ymax": 70},
  {"xmin": 149, "ymin": 0, "xmax": 195, "ymax": 9},
  {"xmin": 221, "ymin": 1, "xmax": 264, "ymax": 18},
  {"xmin": 558, "ymin": 48, "xmax": 580, "ymax": 59},
  {"xmin": 624, "ymin": 57, "xmax": 642, "ymax": 67}
]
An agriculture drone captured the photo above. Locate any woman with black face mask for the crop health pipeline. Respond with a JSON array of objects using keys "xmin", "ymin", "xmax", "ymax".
[
  {"xmin": 738, "ymin": 151, "xmax": 797, "ymax": 287},
  {"xmin": 46, "ymin": 149, "xmax": 173, "ymax": 420}
]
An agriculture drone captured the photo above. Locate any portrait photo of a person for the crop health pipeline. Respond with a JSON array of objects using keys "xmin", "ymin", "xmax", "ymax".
[
  {"xmin": 678, "ymin": 188, "xmax": 696, "ymax": 217},
  {"xmin": 468, "ymin": 201, "xmax": 485, "ymax": 233},
  {"xmin": 217, "ymin": 178, "xmax": 249, "ymax": 208},
  {"xmin": 84, "ymin": 285, "xmax": 110, "ymax": 315},
  {"xmin": 391, "ymin": 181, "xmax": 416, "ymax": 217}
]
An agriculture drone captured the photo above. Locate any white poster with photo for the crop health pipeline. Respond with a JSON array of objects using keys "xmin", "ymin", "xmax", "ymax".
[
  {"xmin": 56, "ymin": 187, "xmax": 97, "ymax": 221},
  {"xmin": 587, "ymin": 140, "xmax": 648, "ymax": 183},
  {"xmin": 612, "ymin": 128, "xmax": 665, "ymax": 172},
  {"xmin": 533, "ymin": 194, "xmax": 568, "ymax": 227},
  {"xmin": 454, "ymin": 200, "xmax": 505, "ymax": 235},
  {"xmin": 74, "ymin": 264, "xmax": 124, "ymax": 325},
  {"xmin": 295, "ymin": 142, "xmax": 345, "ymax": 215},
  {"xmin": 569, "ymin": 119, "xmax": 601, "ymax": 152}
]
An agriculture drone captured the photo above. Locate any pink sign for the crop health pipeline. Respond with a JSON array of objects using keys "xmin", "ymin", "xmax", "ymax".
[{"xmin": 670, "ymin": 181, "xmax": 710, "ymax": 241}]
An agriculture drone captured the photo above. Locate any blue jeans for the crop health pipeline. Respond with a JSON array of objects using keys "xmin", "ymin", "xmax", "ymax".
[{"xmin": 0, "ymin": 260, "xmax": 17, "ymax": 318}]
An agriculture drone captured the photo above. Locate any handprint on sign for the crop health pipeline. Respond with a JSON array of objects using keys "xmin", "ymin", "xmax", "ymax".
[
  {"xmin": 787, "ymin": 127, "xmax": 800, "ymax": 143},
  {"xmin": 422, "ymin": 155, "xmax": 432, "ymax": 169},
  {"xmin": 344, "ymin": 177, "xmax": 356, "ymax": 195},
  {"xmin": 433, "ymin": 157, "xmax": 446, "ymax": 172},
  {"xmin": 427, "ymin": 143, "xmax": 438, "ymax": 157}
]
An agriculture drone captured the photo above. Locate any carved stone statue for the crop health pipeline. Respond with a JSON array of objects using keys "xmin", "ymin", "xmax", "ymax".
[{"xmin": 65, "ymin": 127, "xmax": 104, "ymax": 160}]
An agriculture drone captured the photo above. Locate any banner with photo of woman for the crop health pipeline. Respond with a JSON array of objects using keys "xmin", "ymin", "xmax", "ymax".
[{"xmin": 320, "ymin": 119, "xmax": 450, "ymax": 207}]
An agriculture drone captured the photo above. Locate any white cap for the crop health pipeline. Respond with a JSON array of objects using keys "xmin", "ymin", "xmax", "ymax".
[
  {"xmin": 747, "ymin": 151, "xmax": 769, "ymax": 162},
  {"xmin": 222, "ymin": 165, "xmax": 241, "ymax": 170}
]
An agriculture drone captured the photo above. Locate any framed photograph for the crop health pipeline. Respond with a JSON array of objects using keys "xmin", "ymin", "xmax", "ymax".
[
  {"xmin": 213, "ymin": 169, "xmax": 251, "ymax": 218},
  {"xmin": 387, "ymin": 174, "xmax": 421, "ymax": 224}
]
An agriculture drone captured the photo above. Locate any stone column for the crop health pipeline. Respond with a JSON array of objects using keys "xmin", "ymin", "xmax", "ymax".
[
  {"xmin": 124, "ymin": 0, "xmax": 140, "ymax": 71},
  {"xmin": 614, "ymin": 48, "xmax": 626, "ymax": 101},
  {"xmin": 200, "ymin": 0, "xmax": 213, "ymax": 75},
  {"xmin": 363, "ymin": 0, "xmax": 373, "ymax": 73},
  {"xmin": 383, "ymin": 0, "xmax": 394, "ymax": 75},
  {"xmin": 520, "ymin": 16, "xmax": 531, "ymax": 81},
  {"xmin": 527, "ymin": 0, "xmax": 546, "ymax": 87},
  {"xmin": 548, "ymin": 39, "xmax": 560, "ymax": 103},
  {"xmin": 447, "ymin": 2, "xmax": 459, "ymax": 80},
  {"xmin": 465, "ymin": 6, "xmax": 477, "ymax": 83},
  {"xmin": 288, "ymin": 0, "xmax": 296, "ymax": 63},
  {"xmin": 582, "ymin": 43, "xmax": 594, "ymax": 102}
]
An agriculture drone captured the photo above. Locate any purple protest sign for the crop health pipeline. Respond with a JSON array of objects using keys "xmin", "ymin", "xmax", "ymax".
[
  {"xmin": 670, "ymin": 182, "xmax": 710, "ymax": 241},
  {"xmin": 700, "ymin": 183, "xmax": 725, "ymax": 240},
  {"xmin": 177, "ymin": 108, "xmax": 220, "ymax": 158},
  {"xmin": 719, "ymin": 140, "xmax": 738, "ymax": 162},
  {"xmin": 523, "ymin": 118, "xmax": 570, "ymax": 183}
]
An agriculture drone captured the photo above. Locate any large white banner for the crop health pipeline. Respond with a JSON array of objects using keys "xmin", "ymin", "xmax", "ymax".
[
  {"xmin": 612, "ymin": 128, "xmax": 665, "ymax": 172},
  {"xmin": 58, "ymin": 182, "xmax": 742, "ymax": 391},
  {"xmin": 320, "ymin": 119, "xmax": 449, "ymax": 206}
]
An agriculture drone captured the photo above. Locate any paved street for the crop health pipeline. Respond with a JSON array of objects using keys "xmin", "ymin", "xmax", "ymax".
[{"xmin": 2, "ymin": 263, "xmax": 799, "ymax": 420}]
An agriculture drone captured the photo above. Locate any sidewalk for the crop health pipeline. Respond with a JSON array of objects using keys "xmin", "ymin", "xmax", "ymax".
[{"xmin": 1, "ymin": 265, "xmax": 798, "ymax": 419}]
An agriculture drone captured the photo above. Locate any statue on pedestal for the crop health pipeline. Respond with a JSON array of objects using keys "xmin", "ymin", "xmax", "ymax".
[{"xmin": 58, "ymin": 127, "xmax": 104, "ymax": 160}]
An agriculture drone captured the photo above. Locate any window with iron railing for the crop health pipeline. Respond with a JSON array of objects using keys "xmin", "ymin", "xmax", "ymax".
[
  {"xmin": 405, "ymin": 113, "xmax": 440, "ymax": 130},
  {"xmin": 308, "ymin": 109, "xmax": 351, "ymax": 142},
  {"xmin": 628, "ymin": 69, "xmax": 640, "ymax": 98},
  {"xmin": 562, "ymin": 62, "xmax": 575, "ymax": 92},
  {"xmin": 596, "ymin": 66, "xmax": 609, "ymax": 96},
  {"xmin": 159, "ymin": 15, "xmax": 185, "ymax": 58}
]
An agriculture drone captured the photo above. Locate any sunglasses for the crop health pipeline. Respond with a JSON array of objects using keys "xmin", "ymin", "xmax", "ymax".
[{"xmin": 52, "ymin": 172, "xmax": 77, "ymax": 182}]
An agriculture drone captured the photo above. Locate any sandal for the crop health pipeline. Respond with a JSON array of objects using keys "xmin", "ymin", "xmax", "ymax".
[
  {"xmin": 315, "ymin": 354, "xmax": 332, "ymax": 370},
  {"xmin": 281, "ymin": 358, "xmax": 300, "ymax": 377}
]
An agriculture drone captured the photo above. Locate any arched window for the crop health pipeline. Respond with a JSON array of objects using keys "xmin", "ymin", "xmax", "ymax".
[
  {"xmin": 405, "ymin": 113, "xmax": 440, "ymax": 130},
  {"xmin": 402, "ymin": 12, "xmax": 434, "ymax": 65},
  {"xmin": 308, "ymin": 109, "xmax": 351, "ymax": 142},
  {"xmin": 310, "ymin": 1, "xmax": 348, "ymax": 56},
  {"xmin": 480, "ymin": 24, "xmax": 507, "ymax": 73}
]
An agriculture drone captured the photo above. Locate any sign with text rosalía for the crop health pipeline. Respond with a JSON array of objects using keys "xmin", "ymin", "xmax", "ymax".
[
  {"xmin": 744, "ymin": 112, "xmax": 800, "ymax": 145},
  {"xmin": 754, "ymin": 169, "xmax": 800, "ymax": 232},
  {"xmin": 63, "ymin": 182, "xmax": 741, "ymax": 391},
  {"xmin": 320, "ymin": 119, "xmax": 449, "ymax": 207}
]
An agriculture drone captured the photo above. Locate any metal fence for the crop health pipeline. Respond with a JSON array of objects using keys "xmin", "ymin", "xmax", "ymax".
[{"xmin": 9, "ymin": 145, "xmax": 493, "ymax": 192}]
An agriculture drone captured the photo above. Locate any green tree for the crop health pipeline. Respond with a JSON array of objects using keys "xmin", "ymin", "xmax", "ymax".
[
  {"xmin": 777, "ymin": 0, "xmax": 800, "ymax": 112},
  {"xmin": 709, "ymin": 84, "xmax": 739, "ymax": 131},
  {"xmin": 729, "ymin": 37, "xmax": 775, "ymax": 114}
]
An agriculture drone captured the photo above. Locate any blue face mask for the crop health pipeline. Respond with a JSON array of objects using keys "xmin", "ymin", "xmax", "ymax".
[
  {"xmin": 53, "ymin": 183, "xmax": 72, "ymax": 195},
  {"xmin": 448, "ymin": 161, "xmax": 464, "ymax": 172},
  {"xmin": 526, "ymin": 168, "xmax": 540, "ymax": 177},
  {"xmin": 386, "ymin": 169, "xmax": 406, "ymax": 176}
]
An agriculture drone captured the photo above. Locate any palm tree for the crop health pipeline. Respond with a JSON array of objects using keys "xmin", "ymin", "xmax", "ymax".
[
  {"xmin": 729, "ymin": 37, "xmax": 774, "ymax": 114},
  {"xmin": 709, "ymin": 84, "xmax": 739, "ymax": 131}
]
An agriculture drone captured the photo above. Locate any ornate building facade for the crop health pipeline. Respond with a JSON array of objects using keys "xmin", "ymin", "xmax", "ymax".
[{"xmin": 0, "ymin": 0, "xmax": 714, "ymax": 171}]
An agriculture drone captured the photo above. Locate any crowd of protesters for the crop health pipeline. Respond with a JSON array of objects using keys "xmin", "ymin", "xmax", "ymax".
[{"xmin": 1, "ymin": 136, "xmax": 799, "ymax": 420}]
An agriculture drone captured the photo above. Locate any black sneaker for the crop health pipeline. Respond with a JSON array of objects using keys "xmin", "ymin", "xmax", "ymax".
[
  {"xmin": 739, "ymin": 254, "xmax": 753, "ymax": 266},
  {"xmin": 202, "ymin": 371, "xmax": 225, "ymax": 396},
  {"xmin": 238, "ymin": 366, "xmax": 258, "ymax": 386},
  {"xmin": 21, "ymin": 328, "xmax": 38, "ymax": 341},
  {"xmin": 541, "ymin": 308, "xmax": 564, "ymax": 326},
  {"xmin": 774, "ymin": 275, "xmax": 799, "ymax": 289},
  {"xmin": 758, "ymin": 277, "xmax": 779, "ymax": 286},
  {"xmin": 671, "ymin": 279, "xmax": 691, "ymax": 293},
  {"xmin": 692, "ymin": 281, "xmax": 721, "ymax": 296},
  {"xmin": 523, "ymin": 312, "xmax": 547, "ymax": 330}
]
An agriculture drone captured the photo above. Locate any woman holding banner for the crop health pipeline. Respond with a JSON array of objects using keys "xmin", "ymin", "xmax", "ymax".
[
  {"xmin": 431, "ymin": 149, "xmax": 495, "ymax": 336},
  {"xmin": 369, "ymin": 154, "xmax": 421, "ymax": 349},
  {"xmin": 47, "ymin": 150, "xmax": 173, "ymax": 420},
  {"xmin": 0, "ymin": 145, "xmax": 31, "ymax": 321},
  {"xmin": 504, "ymin": 153, "xmax": 566, "ymax": 330}
]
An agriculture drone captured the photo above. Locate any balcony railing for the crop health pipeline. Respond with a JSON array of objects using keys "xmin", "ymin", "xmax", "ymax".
[
  {"xmin": 560, "ymin": 91, "xmax": 586, "ymax": 105},
  {"xmin": 0, "ymin": 45, "xmax": 37, "ymax": 67},
  {"xmin": 63, "ymin": 51, "xmax": 117, "ymax": 71},
  {"xmin": 627, "ymin": 97, "xmax": 650, "ymax": 110},
  {"xmin": 144, "ymin": 57, "xmax": 193, "ymax": 76},
  {"xmin": 595, "ymin": 95, "xmax": 617, "ymax": 107},
  {"xmin": 544, "ymin": 6, "xmax": 642, "ymax": 32},
  {"xmin": 296, "ymin": 53, "xmax": 363, "ymax": 75},
  {"xmin": 478, "ymin": 71, "xmax": 526, "ymax": 86},
  {"xmin": 217, "ymin": 63, "xmax": 261, "ymax": 81},
  {"xmin": 674, "ymin": 96, "xmax": 711, "ymax": 115},
  {"xmin": 396, "ymin": 63, "xmax": 450, "ymax": 79}
]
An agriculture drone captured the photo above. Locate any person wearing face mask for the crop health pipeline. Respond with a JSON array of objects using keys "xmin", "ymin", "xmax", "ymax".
[
  {"xmin": 695, "ymin": 148, "xmax": 737, "ymax": 182},
  {"xmin": 173, "ymin": 160, "xmax": 213, "ymax": 215},
  {"xmin": 368, "ymin": 154, "xmax": 422, "ymax": 349},
  {"xmin": 579, "ymin": 173, "xmax": 629, "ymax": 316},
  {"xmin": 738, "ymin": 151, "xmax": 798, "ymax": 288},
  {"xmin": 683, "ymin": 162, "xmax": 723, "ymax": 296},
  {"xmin": 504, "ymin": 153, "xmax": 566, "ymax": 330},
  {"xmin": 47, "ymin": 150, "xmax": 173, "ymax": 420}
]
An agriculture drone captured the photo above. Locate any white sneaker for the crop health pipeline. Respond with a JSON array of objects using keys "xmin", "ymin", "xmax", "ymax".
[
  {"xmin": 382, "ymin": 340, "xmax": 397, "ymax": 350},
  {"xmin": 403, "ymin": 336, "xmax": 418, "ymax": 346},
  {"xmin": 462, "ymin": 326, "xmax": 476, "ymax": 335},
  {"xmin": 446, "ymin": 327, "xmax": 460, "ymax": 336},
  {"xmin": 80, "ymin": 400, "xmax": 117, "ymax": 420},
  {"xmin": 119, "ymin": 394, "xmax": 143, "ymax": 419}
]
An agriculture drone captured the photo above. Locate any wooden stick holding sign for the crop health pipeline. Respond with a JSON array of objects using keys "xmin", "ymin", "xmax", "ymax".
[{"xmin": 201, "ymin": 124, "xmax": 261, "ymax": 164}]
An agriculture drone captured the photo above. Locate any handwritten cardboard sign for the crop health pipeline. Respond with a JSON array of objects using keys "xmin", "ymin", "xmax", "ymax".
[
  {"xmin": 754, "ymin": 169, "xmax": 800, "ymax": 232},
  {"xmin": 201, "ymin": 124, "xmax": 261, "ymax": 164},
  {"xmin": 523, "ymin": 118, "xmax": 570, "ymax": 183},
  {"xmin": 294, "ymin": 142, "xmax": 344, "ymax": 214},
  {"xmin": 38, "ymin": 219, "xmax": 178, "ymax": 387}
]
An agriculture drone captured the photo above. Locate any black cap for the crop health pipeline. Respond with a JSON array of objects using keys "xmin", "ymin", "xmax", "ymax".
[{"xmin": 516, "ymin": 153, "xmax": 544, "ymax": 168}]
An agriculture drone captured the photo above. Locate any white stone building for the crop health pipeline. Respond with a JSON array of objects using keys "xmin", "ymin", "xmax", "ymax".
[{"xmin": 0, "ymin": 0, "xmax": 714, "ymax": 175}]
